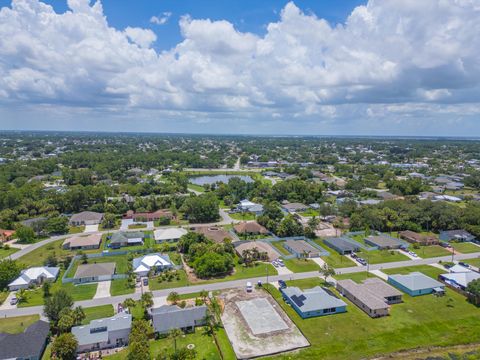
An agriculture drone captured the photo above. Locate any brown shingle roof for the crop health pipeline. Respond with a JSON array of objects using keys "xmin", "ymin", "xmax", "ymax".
[{"xmin": 234, "ymin": 221, "xmax": 268, "ymax": 234}]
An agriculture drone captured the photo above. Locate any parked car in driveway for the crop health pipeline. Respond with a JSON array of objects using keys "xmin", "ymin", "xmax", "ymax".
[
  {"xmin": 143, "ymin": 278, "xmax": 149, "ymax": 286},
  {"xmin": 10, "ymin": 297, "xmax": 18, "ymax": 305},
  {"xmin": 278, "ymin": 280, "xmax": 287, "ymax": 289}
]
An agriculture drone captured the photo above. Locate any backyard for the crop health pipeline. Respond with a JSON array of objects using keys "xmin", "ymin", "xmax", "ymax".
[
  {"xmin": 266, "ymin": 276, "xmax": 480, "ymax": 360},
  {"xmin": 271, "ymin": 240, "xmax": 291, "ymax": 256},
  {"xmin": 66, "ymin": 254, "xmax": 129, "ymax": 278},
  {"xmin": 381, "ymin": 265, "xmax": 445, "ymax": 280}
]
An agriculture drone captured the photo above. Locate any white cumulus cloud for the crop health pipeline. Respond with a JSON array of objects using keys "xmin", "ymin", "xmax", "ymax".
[{"xmin": 150, "ymin": 11, "xmax": 172, "ymax": 25}]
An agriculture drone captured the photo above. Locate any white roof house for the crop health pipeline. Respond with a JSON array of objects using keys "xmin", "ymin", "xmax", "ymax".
[
  {"xmin": 440, "ymin": 271, "xmax": 480, "ymax": 290},
  {"xmin": 154, "ymin": 228, "xmax": 187, "ymax": 242},
  {"xmin": 8, "ymin": 267, "xmax": 60, "ymax": 291},
  {"xmin": 132, "ymin": 253, "xmax": 173, "ymax": 277}
]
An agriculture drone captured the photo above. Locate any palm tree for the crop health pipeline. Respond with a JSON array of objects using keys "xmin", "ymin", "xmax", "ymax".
[
  {"xmin": 141, "ymin": 292, "xmax": 154, "ymax": 309},
  {"xmin": 168, "ymin": 328, "xmax": 183, "ymax": 354},
  {"xmin": 167, "ymin": 291, "xmax": 180, "ymax": 305},
  {"xmin": 72, "ymin": 306, "xmax": 85, "ymax": 325},
  {"xmin": 199, "ymin": 290, "xmax": 209, "ymax": 304},
  {"xmin": 16, "ymin": 289, "xmax": 27, "ymax": 304},
  {"xmin": 122, "ymin": 298, "xmax": 136, "ymax": 312}
]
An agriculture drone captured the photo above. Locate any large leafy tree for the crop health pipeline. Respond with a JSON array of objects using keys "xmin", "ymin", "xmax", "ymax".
[
  {"xmin": 180, "ymin": 193, "xmax": 219, "ymax": 223},
  {"xmin": 0, "ymin": 259, "xmax": 22, "ymax": 290},
  {"xmin": 44, "ymin": 289, "xmax": 74, "ymax": 324},
  {"xmin": 51, "ymin": 333, "xmax": 78, "ymax": 360}
]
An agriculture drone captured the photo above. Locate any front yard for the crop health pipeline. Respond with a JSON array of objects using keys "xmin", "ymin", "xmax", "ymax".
[
  {"xmin": 284, "ymin": 258, "xmax": 320, "ymax": 273},
  {"xmin": 356, "ymin": 249, "xmax": 410, "ymax": 264},
  {"xmin": 381, "ymin": 264, "xmax": 445, "ymax": 280},
  {"xmin": 450, "ymin": 242, "xmax": 480, "ymax": 254},
  {"xmin": 409, "ymin": 245, "xmax": 451, "ymax": 258},
  {"xmin": 0, "ymin": 315, "xmax": 40, "ymax": 333}
]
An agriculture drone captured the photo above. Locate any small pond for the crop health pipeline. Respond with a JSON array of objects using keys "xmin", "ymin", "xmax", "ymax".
[{"xmin": 189, "ymin": 175, "xmax": 254, "ymax": 186}]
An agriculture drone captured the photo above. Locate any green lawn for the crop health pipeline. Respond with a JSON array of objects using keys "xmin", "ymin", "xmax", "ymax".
[
  {"xmin": 149, "ymin": 269, "xmax": 190, "ymax": 291},
  {"xmin": 299, "ymin": 209, "xmax": 320, "ymax": 217},
  {"xmin": 128, "ymin": 223, "xmax": 147, "ymax": 229},
  {"xmin": 271, "ymin": 240, "xmax": 291, "ymax": 255},
  {"xmin": 356, "ymin": 249, "xmax": 410, "ymax": 264},
  {"xmin": 266, "ymin": 279, "xmax": 480, "ymax": 360},
  {"xmin": 68, "ymin": 225, "xmax": 85, "ymax": 234},
  {"xmin": 187, "ymin": 183, "xmax": 206, "ymax": 193},
  {"xmin": 464, "ymin": 257, "xmax": 480, "ymax": 268},
  {"xmin": 198, "ymin": 260, "xmax": 277, "ymax": 284},
  {"xmin": 16, "ymin": 238, "xmax": 72, "ymax": 267},
  {"xmin": 0, "ymin": 291, "xmax": 8, "ymax": 305},
  {"xmin": 110, "ymin": 278, "xmax": 135, "ymax": 296},
  {"xmin": 314, "ymin": 240, "xmax": 356, "ymax": 268},
  {"xmin": 18, "ymin": 271, "xmax": 97, "ymax": 307},
  {"xmin": 334, "ymin": 271, "xmax": 380, "ymax": 283},
  {"xmin": 0, "ymin": 315, "xmax": 40, "ymax": 333},
  {"xmin": 215, "ymin": 327, "xmax": 237, "ymax": 360},
  {"xmin": 451, "ymin": 242, "xmax": 480, "ymax": 254},
  {"xmin": 284, "ymin": 258, "xmax": 320, "ymax": 273},
  {"xmin": 229, "ymin": 212, "xmax": 256, "ymax": 221},
  {"xmin": 82, "ymin": 305, "xmax": 114, "ymax": 324},
  {"xmin": 105, "ymin": 327, "xmax": 221, "ymax": 360},
  {"xmin": 413, "ymin": 245, "xmax": 451, "ymax": 258},
  {"xmin": 0, "ymin": 246, "xmax": 19, "ymax": 259},
  {"xmin": 285, "ymin": 277, "xmax": 327, "ymax": 289},
  {"xmin": 381, "ymin": 265, "xmax": 445, "ymax": 280}
]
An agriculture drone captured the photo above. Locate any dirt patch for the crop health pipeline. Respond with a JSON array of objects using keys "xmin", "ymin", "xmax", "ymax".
[{"xmin": 220, "ymin": 288, "xmax": 309, "ymax": 359}]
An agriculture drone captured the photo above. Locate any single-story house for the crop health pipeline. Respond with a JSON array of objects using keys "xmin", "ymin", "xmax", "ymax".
[
  {"xmin": 151, "ymin": 305, "xmax": 207, "ymax": 335},
  {"xmin": 377, "ymin": 191, "xmax": 401, "ymax": 201},
  {"xmin": 336, "ymin": 278, "xmax": 402, "ymax": 318},
  {"xmin": 154, "ymin": 228, "xmax": 188, "ymax": 243},
  {"xmin": 63, "ymin": 234, "xmax": 102, "ymax": 250},
  {"xmin": 284, "ymin": 239, "xmax": 320, "ymax": 258},
  {"xmin": 233, "ymin": 221, "xmax": 268, "ymax": 235},
  {"xmin": 123, "ymin": 209, "xmax": 172, "ymax": 222},
  {"xmin": 364, "ymin": 235, "xmax": 405, "ymax": 250},
  {"xmin": 8, "ymin": 266, "xmax": 60, "ymax": 291},
  {"xmin": 0, "ymin": 229, "xmax": 15, "ymax": 242},
  {"xmin": 281, "ymin": 286, "xmax": 347, "ymax": 318},
  {"xmin": 69, "ymin": 211, "xmax": 104, "ymax": 226},
  {"xmin": 439, "ymin": 230, "xmax": 476, "ymax": 243},
  {"xmin": 237, "ymin": 199, "xmax": 264, "ymax": 215},
  {"xmin": 20, "ymin": 217, "xmax": 48, "ymax": 235},
  {"xmin": 72, "ymin": 313, "xmax": 132, "ymax": 353},
  {"xmin": 194, "ymin": 226, "xmax": 233, "ymax": 243},
  {"xmin": 324, "ymin": 237, "xmax": 360, "ymax": 255},
  {"xmin": 0, "ymin": 320, "xmax": 50, "ymax": 360},
  {"xmin": 388, "ymin": 272, "xmax": 445, "ymax": 297},
  {"xmin": 132, "ymin": 253, "xmax": 173, "ymax": 277},
  {"xmin": 109, "ymin": 231, "xmax": 145, "ymax": 249},
  {"xmin": 440, "ymin": 268, "xmax": 480, "ymax": 291},
  {"xmin": 281, "ymin": 202, "xmax": 308, "ymax": 214},
  {"xmin": 398, "ymin": 230, "xmax": 439, "ymax": 246},
  {"xmin": 74, "ymin": 262, "xmax": 116, "ymax": 283}
]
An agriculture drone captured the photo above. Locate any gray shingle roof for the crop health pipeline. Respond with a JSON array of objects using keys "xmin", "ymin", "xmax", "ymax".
[
  {"xmin": 324, "ymin": 237, "xmax": 359, "ymax": 252},
  {"xmin": 110, "ymin": 231, "xmax": 144, "ymax": 245},
  {"xmin": 0, "ymin": 320, "xmax": 49, "ymax": 359},
  {"xmin": 152, "ymin": 305, "xmax": 207, "ymax": 333},
  {"xmin": 72, "ymin": 313, "xmax": 132, "ymax": 346},
  {"xmin": 388, "ymin": 272, "xmax": 444, "ymax": 291},
  {"xmin": 282, "ymin": 286, "xmax": 346, "ymax": 312},
  {"xmin": 74, "ymin": 262, "xmax": 116, "ymax": 279},
  {"xmin": 284, "ymin": 240, "xmax": 319, "ymax": 254}
]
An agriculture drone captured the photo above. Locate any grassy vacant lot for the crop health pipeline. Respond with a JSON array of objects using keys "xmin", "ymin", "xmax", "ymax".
[
  {"xmin": 17, "ymin": 238, "xmax": 71, "ymax": 267},
  {"xmin": 451, "ymin": 242, "xmax": 480, "ymax": 254},
  {"xmin": 266, "ymin": 276, "xmax": 480, "ymax": 360},
  {"xmin": 314, "ymin": 240, "xmax": 356, "ymax": 268},
  {"xmin": 334, "ymin": 271, "xmax": 379, "ymax": 283},
  {"xmin": 0, "ymin": 246, "xmax": 19, "ymax": 258},
  {"xmin": 198, "ymin": 260, "xmax": 277, "ymax": 284},
  {"xmin": 149, "ymin": 269, "xmax": 190, "ymax": 291},
  {"xmin": 128, "ymin": 223, "xmax": 147, "ymax": 229},
  {"xmin": 356, "ymin": 249, "xmax": 410, "ymax": 264},
  {"xmin": 229, "ymin": 212, "xmax": 256, "ymax": 221},
  {"xmin": 82, "ymin": 305, "xmax": 114, "ymax": 324},
  {"xmin": 408, "ymin": 245, "xmax": 451, "ymax": 258},
  {"xmin": 0, "ymin": 315, "xmax": 40, "ymax": 333},
  {"xmin": 464, "ymin": 257, "xmax": 480, "ymax": 268},
  {"xmin": 271, "ymin": 240, "xmax": 291, "ymax": 255},
  {"xmin": 18, "ymin": 271, "xmax": 97, "ymax": 307},
  {"xmin": 284, "ymin": 258, "xmax": 320, "ymax": 273},
  {"xmin": 105, "ymin": 327, "xmax": 221, "ymax": 360},
  {"xmin": 110, "ymin": 278, "xmax": 135, "ymax": 296},
  {"xmin": 381, "ymin": 265, "xmax": 445, "ymax": 280}
]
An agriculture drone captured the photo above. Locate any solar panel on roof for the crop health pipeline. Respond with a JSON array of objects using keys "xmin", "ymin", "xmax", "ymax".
[{"xmin": 291, "ymin": 294, "xmax": 305, "ymax": 307}]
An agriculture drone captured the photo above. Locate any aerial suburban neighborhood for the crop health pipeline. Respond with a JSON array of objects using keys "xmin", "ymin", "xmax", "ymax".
[
  {"xmin": 1, "ymin": 0, "xmax": 480, "ymax": 359},
  {"xmin": 2, "ymin": 133, "xmax": 480, "ymax": 360}
]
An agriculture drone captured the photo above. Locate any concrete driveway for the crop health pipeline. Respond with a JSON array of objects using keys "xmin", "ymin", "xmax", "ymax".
[
  {"xmin": 120, "ymin": 219, "xmax": 133, "ymax": 230},
  {"xmin": 0, "ymin": 292, "xmax": 17, "ymax": 310},
  {"xmin": 94, "ymin": 281, "xmax": 111, "ymax": 299},
  {"xmin": 84, "ymin": 224, "xmax": 99, "ymax": 232}
]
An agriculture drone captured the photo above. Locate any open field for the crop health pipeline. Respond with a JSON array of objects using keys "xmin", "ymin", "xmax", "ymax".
[
  {"xmin": 451, "ymin": 242, "xmax": 480, "ymax": 254},
  {"xmin": 265, "ymin": 276, "xmax": 480, "ymax": 360},
  {"xmin": 105, "ymin": 327, "xmax": 221, "ymax": 360},
  {"xmin": 0, "ymin": 314, "xmax": 40, "ymax": 333},
  {"xmin": 198, "ymin": 260, "xmax": 277, "ymax": 284}
]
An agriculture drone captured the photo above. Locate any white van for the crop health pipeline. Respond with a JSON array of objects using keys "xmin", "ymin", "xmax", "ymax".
[{"xmin": 246, "ymin": 281, "xmax": 253, "ymax": 292}]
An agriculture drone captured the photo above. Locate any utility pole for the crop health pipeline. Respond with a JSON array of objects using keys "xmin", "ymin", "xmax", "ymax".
[{"xmin": 266, "ymin": 263, "xmax": 269, "ymax": 285}]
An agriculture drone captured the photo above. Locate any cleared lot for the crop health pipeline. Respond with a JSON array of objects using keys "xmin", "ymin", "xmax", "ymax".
[{"xmin": 221, "ymin": 288, "xmax": 309, "ymax": 359}]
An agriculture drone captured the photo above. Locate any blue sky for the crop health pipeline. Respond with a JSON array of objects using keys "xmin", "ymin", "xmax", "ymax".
[{"xmin": 0, "ymin": 0, "xmax": 479, "ymax": 135}]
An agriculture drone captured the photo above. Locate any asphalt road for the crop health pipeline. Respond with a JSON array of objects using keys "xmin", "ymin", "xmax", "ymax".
[{"xmin": 2, "ymin": 250, "xmax": 479, "ymax": 318}]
